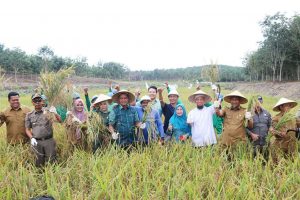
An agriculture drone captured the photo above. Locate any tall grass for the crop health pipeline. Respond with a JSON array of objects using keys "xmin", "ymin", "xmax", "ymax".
[{"xmin": 0, "ymin": 87, "xmax": 299, "ymax": 199}]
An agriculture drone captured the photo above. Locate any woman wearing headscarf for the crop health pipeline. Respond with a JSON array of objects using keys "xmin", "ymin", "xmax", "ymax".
[
  {"xmin": 168, "ymin": 104, "xmax": 191, "ymax": 142},
  {"xmin": 65, "ymin": 98, "xmax": 88, "ymax": 150}
]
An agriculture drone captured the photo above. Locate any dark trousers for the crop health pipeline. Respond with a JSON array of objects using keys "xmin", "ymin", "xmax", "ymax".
[{"xmin": 32, "ymin": 138, "xmax": 57, "ymax": 167}]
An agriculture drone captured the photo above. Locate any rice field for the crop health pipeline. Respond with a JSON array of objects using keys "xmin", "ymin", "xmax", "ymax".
[{"xmin": 0, "ymin": 86, "xmax": 299, "ymax": 199}]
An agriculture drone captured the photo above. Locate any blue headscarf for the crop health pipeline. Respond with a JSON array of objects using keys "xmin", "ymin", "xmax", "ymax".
[{"xmin": 169, "ymin": 104, "xmax": 191, "ymax": 134}]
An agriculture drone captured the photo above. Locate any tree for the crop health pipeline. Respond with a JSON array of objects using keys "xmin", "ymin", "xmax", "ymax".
[{"xmin": 38, "ymin": 45, "xmax": 54, "ymax": 71}]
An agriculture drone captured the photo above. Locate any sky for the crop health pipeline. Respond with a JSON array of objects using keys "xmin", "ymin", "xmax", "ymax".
[{"xmin": 0, "ymin": 0, "xmax": 299, "ymax": 70}]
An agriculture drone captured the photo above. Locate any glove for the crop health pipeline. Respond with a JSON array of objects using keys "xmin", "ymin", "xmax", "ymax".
[
  {"xmin": 72, "ymin": 116, "xmax": 82, "ymax": 124},
  {"xmin": 140, "ymin": 123, "xmax": 146, "ymax": 129},
  {"xmin": 49, "ymin": 106, "xmax": 57, "ymax": 114},
  {"xmin": 213, "ymin": 101, "xmax": 220, "ymax": 108},
  {"xmin": 112, "ymin": 132, "xmax": 119, "ymax": 140},
  {"xmin": 245, "ymin": 112, "xmax": 252, "ymax": 120},
  {"xmin": 31, "ymin": 138, "xmax": 38, "ymax": 146}
]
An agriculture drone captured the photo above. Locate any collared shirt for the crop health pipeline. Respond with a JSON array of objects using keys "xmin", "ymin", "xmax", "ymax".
[
  {"xmin": 246, "ymin": 108, "xmax": 271, "ymax": 146},
  {"xmin": 109, "ymin": 105, "xmax": 140, "ymax": 145},
  {"xmin": 25, "ymin": 110, "xmax": 54, "ymax": 139},
  {"xmin": 221, "ymin": 106, "xmax": 247, "ymax": 146},
  {"xmin": 0, "ymin": 106, "xmax": 31, "ymax": 144},
  {"xmin": 162, "ymin": 103, "xmax": 176, "ymax": 133},
  {"xmin": 135, "ymin": 106, "xmax": 164, "ymax": 144}
]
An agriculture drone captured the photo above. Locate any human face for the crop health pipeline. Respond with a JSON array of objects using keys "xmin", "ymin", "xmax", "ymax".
[
  {"xmin": 99, "ymin": 101, "xmax": 108, "ymax": 112},
  {"xmin": 176, "ymin": 106, "xmax": 183, "ymax": 116},
  {"xmin": 230, "ymin": 97, "xmax": 240, "ymax": 109},
  {"xmin": 195, "ymin": 96, "xmax": 205, "ymax": 107},
  {"xmin": 9, "ymin": 95, "xmax": 20, "ymax": 110},
  {"xmin": 119, "ymin": 94, "xmax": 129, "ymax": 106},
  {"xmin": 75, "ymin": 100, "xmax": 84, "ymax": 112},
  {"xmin": 32, "ymin": 98, "xmax": 43, "ymax": 110},
  {"xmin": 168, "ymin": 94, "xmax": 178, "ymax": 105},
  {"xmin": 254, "ymin": 102, "xmax": 261, "ymax": 113},
  {"xmin": 141, "ymin": 100, "xmax": 150, "ymax": 108},
  {"xmin": 280, "ymin": 104, "xmax": 292, "ymax": 113},
  {"xmin": 148, "ymin": 88, "xmax": 157, "ymax": 100}
]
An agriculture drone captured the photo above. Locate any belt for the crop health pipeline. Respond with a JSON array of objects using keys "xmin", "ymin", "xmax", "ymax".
[{"xmin": 35, "ymin": 135, "xmax": 53, "ymax": 141}]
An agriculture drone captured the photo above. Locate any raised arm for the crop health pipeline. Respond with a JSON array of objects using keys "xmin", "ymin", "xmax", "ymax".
[{"xmin": 158, "ymin": 87, "xmax": 165, "ymax": 108}]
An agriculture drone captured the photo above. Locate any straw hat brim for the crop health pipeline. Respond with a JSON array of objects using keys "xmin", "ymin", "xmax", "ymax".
[
  {"xmin": 111, "ymin": 91, "xmax": 135, "ymax": 104},
  {"xmin": 188, "ymin": 90, "xmax": 212, "ymax": 103},
  {"xmin": 93, "ymin": 94, "xmax": 112, "ymax": 105},
  {"xmin": 272, "ymin": 98, "xmax": 297, "ymax": 112},
  {"xmin": 224, "ymin": 95, "xmax": 248, "ymax": 104}
]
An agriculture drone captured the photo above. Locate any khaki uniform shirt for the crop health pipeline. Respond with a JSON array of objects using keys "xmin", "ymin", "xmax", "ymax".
[
  {"xmin": 0, "ymin": 106, "xmax": 31, "ymax": 144},
  {"xmin": 25, "ymin": 110, "xmax": 54, "ymax": 139},
  {"xmin": 221, "ymin": 107, "xmax": 247, "ymax": 146},
  {"xmin": 271, "ymin": 113, "xmax": 297, "ymax": 151}
]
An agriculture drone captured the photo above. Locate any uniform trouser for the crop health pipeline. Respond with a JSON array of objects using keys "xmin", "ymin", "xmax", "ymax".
[
  {"xmin": 253, "ymin": 144, "xmax": 268, "ymax": 160},
  {"xmin": 32, "ymin": 138, "xmax": 56, "ymax": 167},
  {"xmin": 270, "ymin": 139, "xmax": 296, "ymax": 164}
]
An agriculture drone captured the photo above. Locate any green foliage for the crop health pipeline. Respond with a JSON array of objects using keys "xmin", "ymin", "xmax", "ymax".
[{"xmin": 244, "ymin": 13, "xmax": 300, "ymax": 81}]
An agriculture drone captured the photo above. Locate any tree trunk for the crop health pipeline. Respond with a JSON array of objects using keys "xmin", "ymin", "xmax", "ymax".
[{"xmin": 297, "ymin": 62, "xmax": 300, "ymax": 81}]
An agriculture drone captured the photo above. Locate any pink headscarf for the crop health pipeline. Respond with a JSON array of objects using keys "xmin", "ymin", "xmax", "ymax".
[
  {"xmin": 73, "ymin": 99, "xmax": 87, "ymax": 122},
  {"xmin": 72, "ymin": 99, "xmax": 87, "ymax": 140}
]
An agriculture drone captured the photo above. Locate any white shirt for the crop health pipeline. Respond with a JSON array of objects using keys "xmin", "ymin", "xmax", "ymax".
[{"xmin": 187, "ymin": 105, "xmax": 217, "ymax": 147}]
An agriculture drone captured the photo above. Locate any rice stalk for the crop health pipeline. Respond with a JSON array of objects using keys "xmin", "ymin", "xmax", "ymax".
[
  {"xmin": 39, "ymin": 66, "xmax": 74, "ymax": 108},
  {"xmin": 274, "ymin": 112, "xmax": 295, "ymax": 130}
]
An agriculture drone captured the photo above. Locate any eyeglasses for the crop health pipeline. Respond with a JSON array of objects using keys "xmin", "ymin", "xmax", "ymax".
[{"xmin": 33, "ymin": 98, "xmax": 42, "ymax": 103}]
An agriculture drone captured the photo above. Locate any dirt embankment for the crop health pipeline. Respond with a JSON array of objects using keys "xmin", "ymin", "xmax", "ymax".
[{"xmin": 225, "ymin": 82, "xmax": 300, "ymax": 100}]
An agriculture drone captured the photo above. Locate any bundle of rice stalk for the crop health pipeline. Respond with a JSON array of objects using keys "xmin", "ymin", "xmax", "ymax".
[
  {"xmin": 247, "ymin": 96, "xmax": 259, "ymax": 114},
  {"xmin": 274, "ymin": 112, "xmax": 295, "ymax": 130},
  {"xmin": 87, "ymin": 112, "xmax": 111, "ymax": 148},
  {"xmin": 39, "ymin": 67, "xmax": 74, "ymax": 108}
]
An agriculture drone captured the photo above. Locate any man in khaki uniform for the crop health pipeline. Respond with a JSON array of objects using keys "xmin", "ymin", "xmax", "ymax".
[
  {"xmin": 270, "ymin": 98, "xmax": 298, "ymax": 163},
  {"xmin": 0, "ymin": 92, "xmax": 31, "ymax": 145},
  {"xmin": 25, "ymin": 94, "xmax": 61, "ymax": 167},
  {"xmin": 215, "ymin": 91, "xmax": 253, "ymax": 147}
]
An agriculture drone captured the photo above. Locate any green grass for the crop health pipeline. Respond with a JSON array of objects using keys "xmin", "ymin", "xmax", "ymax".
[{"xmin": 0, "ymin": 86, "xmax": 299, "ymax": 199}]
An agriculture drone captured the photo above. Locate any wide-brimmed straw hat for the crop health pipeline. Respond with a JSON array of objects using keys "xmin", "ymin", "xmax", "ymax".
[
  {"xmin": 224, "ymin": 90, "xmax": 248, "ymax": 104},
  {"xmin": 168, "ymin": 90, "xmax": 179, "ymax": 97},
  {"xmin": 93, "ymin": 94, "xmax": 112, "ymax": 105},
  {"xmin": 111, "ymin": 90, "xmax": 135, "ymax": 103},
  {"xmin": 188, "ymin": 90, "xmax": 211, "ymax": 103},
  {"xmin": 140, "ymin": 95, "xmax": 151, "ymax": 103},
  {"xmin": 272, "ymin": 97, "xmax": 297, "ymax": 112}
]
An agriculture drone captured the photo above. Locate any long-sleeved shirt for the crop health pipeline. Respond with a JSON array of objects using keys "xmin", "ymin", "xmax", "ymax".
[
  {"xmin": 135, "ymin": 106, "xmax": 164, "ymax": 144},
  {"xmin": 85, "ymin": 94, "xmax": 91, "ymax": 112},
  {"xmin": 0, "ymin": 106, "xmax": 31, "ymax": 144},
  {"xmin": 246, "ymin": 108, "xmax": 272, "ymax": 146}
]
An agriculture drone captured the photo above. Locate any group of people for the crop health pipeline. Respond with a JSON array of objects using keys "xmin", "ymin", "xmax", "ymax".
[{"xmin": 0, "ymin": 83, "xmax": 300, "ymax": 167}]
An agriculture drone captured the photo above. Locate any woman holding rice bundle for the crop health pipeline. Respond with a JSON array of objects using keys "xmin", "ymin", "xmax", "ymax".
[
  {"xmin": 168, "ymin": 104, "xmax": 191, "ymax": 142},
  {"xmin": 65, "ymin": 98, "xmax": 88, "ymax": 151}
]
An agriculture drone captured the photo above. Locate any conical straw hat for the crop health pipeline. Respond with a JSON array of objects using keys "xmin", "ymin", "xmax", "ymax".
[
  {"xmin": 188, "ymin": 90, "xmax": 211, "ymax": 103},
  {"xmin": 224, "ymin": 90, "xmax": 248, "ymax": 104},
  {"xmin": 93, "ymin": 94, "xmax": 112, "ymax": 105},
  {"xmin": 272, "ymin": 97, "xmax": 297, "ymax": 112},
  {"xmin": 111, "ymin": 90, "xmax": 135, "ymax": 104}
]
